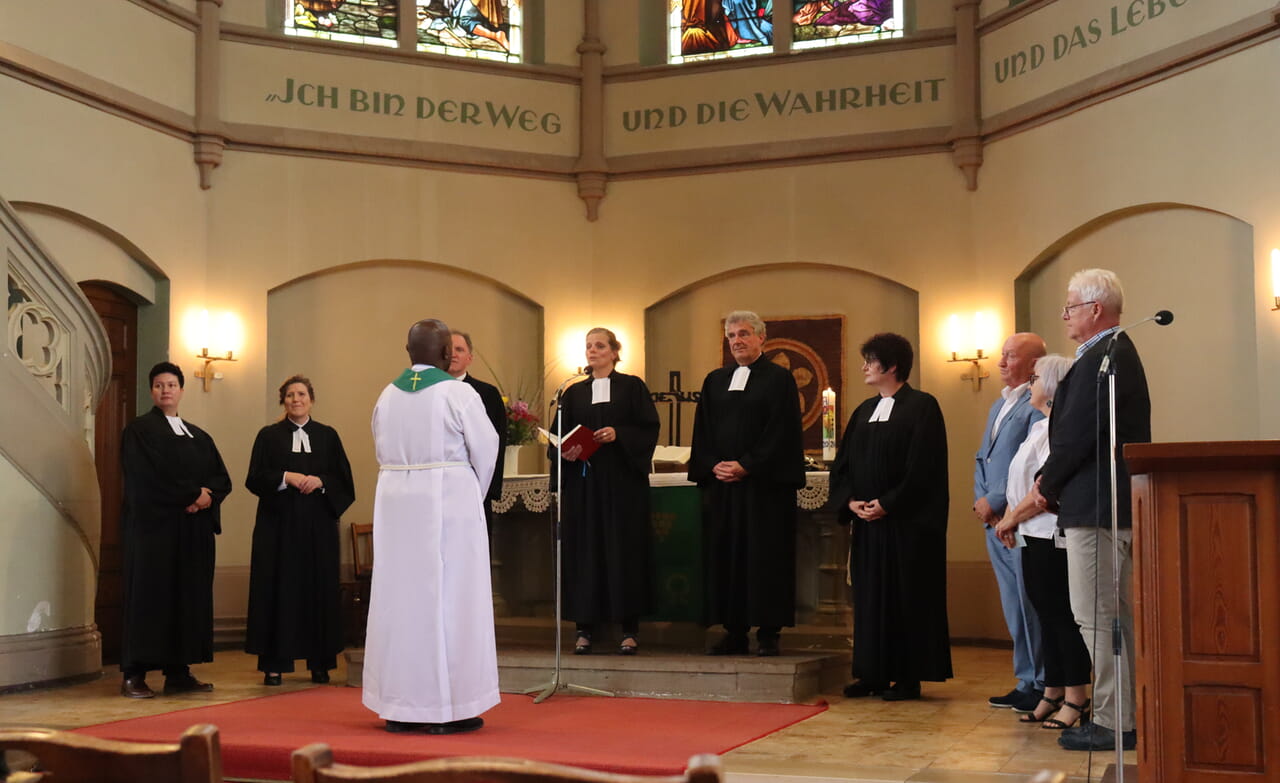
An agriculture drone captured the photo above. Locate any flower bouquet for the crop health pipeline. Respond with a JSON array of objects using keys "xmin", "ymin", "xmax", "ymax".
[{"xmin": 505, "ymin": 399, "xmax": 540, "ymax": 445}]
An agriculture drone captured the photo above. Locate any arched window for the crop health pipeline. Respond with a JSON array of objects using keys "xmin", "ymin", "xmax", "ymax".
[
  {"xmin": 284, "ymin": 1, "xmax": 523, "ymax": 62},
  {"xmin": 668, "ymin": 0, "xmax": 905, "ymax": 64}
]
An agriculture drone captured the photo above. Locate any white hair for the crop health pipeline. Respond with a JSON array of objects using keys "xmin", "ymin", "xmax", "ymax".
[
  {"xmin": 1035, "ymin": 354, "xmax": 1073, "ymax": 403},
  {"xmin": 1068, "ymin": 268, "xmax": 1124, "ymax": 316},
  {"xmin": 724, "ymin": 310, "xmax": 766, "ymax": 337}
]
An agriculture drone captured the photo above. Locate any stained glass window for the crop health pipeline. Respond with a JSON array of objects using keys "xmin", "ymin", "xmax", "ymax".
[
  {"xmin": 669, "ymin": 0, "xmax": 775, "ymax": 65},
  {"xmin": 285, "ymin": 0, "xmax": 399, "ymax": 47},
  {"xmin": 416, "ymin": 1, "xmax": 522, "ymax": 63},
  {"xmin": 792, "ymin": 1, "xmax": 904, "ymax": 51}
]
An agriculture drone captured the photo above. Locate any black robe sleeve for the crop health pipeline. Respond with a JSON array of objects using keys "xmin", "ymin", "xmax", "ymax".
[
  {"xmin": 612, "ymin": 373, "xmax": 661, "ymax": 476},
  {"xmin": 877, "ymin": 390, "xmax": 948, "ymax": 519}
]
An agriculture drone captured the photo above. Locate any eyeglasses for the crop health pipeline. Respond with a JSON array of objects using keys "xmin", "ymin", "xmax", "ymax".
[
  {"xmin": 1028, "ymin": 373, "xmax": 1040, "ymax": 384},
  {"xmin": 1061, "ymin": 300, "xmax": 1097, "ymax": 318}
]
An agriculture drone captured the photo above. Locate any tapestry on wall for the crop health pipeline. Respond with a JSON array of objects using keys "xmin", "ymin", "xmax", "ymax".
[{"xmin": 720, "ymin": 315, "xmax": 844, "ymax": 456}]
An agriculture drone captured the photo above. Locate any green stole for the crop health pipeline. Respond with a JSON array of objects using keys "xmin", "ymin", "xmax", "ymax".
[{"xmin": 391, "ymin": 366, "xmax": 456, "ymax": 393}]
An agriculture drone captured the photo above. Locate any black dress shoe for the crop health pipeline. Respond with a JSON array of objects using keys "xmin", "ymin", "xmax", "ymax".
[
  {"xmin": 264, "ymin": 673, "xmax": 283, "ymax": 686},
  {"xmin": 1010, "ymin": 689, "xmax": 1045, "ymax": 714},
  {"xmin": 1058, "ymin": 721, "xmax": 1136, "ymax": 751},
  {"xmin": 988, "ymin": 687, "xmax": 1025, "ymax": 708},
  {"xmin": 310, "ymin": 670, "xmax": 330, "ymax": 684},
  {"xmin": 385, "ymin": 720, "xmax": 429, "ymax": 733},
  {"xmin": 707, "ymin": 633, "xmax": 750, "ymax": 656},
  {"xmin": 881, "ymin": 681, "xmax": 922, "ymax": 701},
  {"xmin": 163, "ymin": 675, "xmax": 214, "ymax": 695},
  {"xmin": 842, "ymin": 680, "xmax": 886, "ymax": 698},
  {"xmin": 426, "ymin": 717, "xmax": 484, "ymax": 735},
  {"xmin": 121, "ymin": 675, "xmax": 155, "ymax": 699}
]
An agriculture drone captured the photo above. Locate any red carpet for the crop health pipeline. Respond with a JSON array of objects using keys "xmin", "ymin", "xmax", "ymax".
[{"xmin": 76, "ymin": 689, "xmax": 826, "ymax": 780}]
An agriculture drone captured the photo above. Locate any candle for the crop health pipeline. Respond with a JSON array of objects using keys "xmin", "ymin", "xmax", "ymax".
[{"xmin": 821, "ymin": 388, "xmax": 837, "ymax": 462}]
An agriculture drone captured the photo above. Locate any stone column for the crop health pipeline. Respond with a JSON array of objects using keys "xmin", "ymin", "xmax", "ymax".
[
  {"xmin": 194, "ymin": 0, "xmax": 225, "ymax": 190},
  {"xmin": 948, "ymin": 0, "xmax": 983, "ymax": 191},
  {"xmin": 575, "ymin": 0, "xmax": 607, "ymax": 221}
]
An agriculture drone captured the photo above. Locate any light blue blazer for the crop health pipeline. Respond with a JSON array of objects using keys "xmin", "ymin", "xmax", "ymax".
[{"xmin": 973, "ymin": 387, "xmax": 1044, "ymax": 516}]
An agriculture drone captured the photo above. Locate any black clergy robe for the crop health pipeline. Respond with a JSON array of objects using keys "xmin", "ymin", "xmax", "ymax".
[
  {"xmin": 119, "ymin": 407, "xmax": 231, "ymax": 672},
  {"xmin": 552, "ymin": 371, "xmax": 660, "ymax": 625},
  {"xmin": 829, "ymin": 383, "xmax": 953, "ymax": 684},
  {"xmin": 244, "ymin": 418, "xmax": 354, "ymax": 672},
  {"xmin": 689, "ymin": 355, "xmax": 804, "ymax": 629},
  {"xmin": 462, "ymin": 373, "xmax": 507, "ymax": 514}
]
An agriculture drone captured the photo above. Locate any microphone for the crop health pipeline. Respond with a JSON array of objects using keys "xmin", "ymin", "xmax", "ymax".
[{"xmin": 1100, "ymin": 310, "xmax": 1173, "ymax": 375}]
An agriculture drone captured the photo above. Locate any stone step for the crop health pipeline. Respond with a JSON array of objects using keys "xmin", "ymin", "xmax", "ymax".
[{"xmin": 345, "ymin": 645, "xmax": 849, "ymax": 704}]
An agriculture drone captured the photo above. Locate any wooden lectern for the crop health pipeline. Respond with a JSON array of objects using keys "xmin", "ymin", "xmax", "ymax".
[{"xmin": 1126, "ymin": 441, "xmax": 1280, "ymax": 783}]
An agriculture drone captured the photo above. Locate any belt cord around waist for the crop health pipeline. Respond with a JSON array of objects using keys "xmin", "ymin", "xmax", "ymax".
[{"xmin": 379, "ymin": 461, "xmax": 469, "ymax": 471}]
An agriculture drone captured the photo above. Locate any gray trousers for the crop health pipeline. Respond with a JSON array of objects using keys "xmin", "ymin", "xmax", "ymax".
[{"xmin": 1065, "ymin": 526, "xmax": 1136, "ymax": 731}]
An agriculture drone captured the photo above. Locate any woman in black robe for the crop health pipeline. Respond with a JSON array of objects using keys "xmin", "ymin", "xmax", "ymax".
[
  {"xmin": 120, "ymin": 362, "xmax": 232, "ymax": 699},
  {"xmin": 553, "ymin": 328, "xmax": 660, "ymax": 655},
  {"xmin": 245, "ymin": 375, "xmax": 355, "ymax": 685},
  {"xmin": 829, "ymin": 333, "xmax": 952, "ymax": 701}
]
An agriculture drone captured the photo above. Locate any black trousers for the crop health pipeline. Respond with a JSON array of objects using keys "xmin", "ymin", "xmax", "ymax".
[{"xmin": 1022, "ymin": 535, "xmax": 1092, "ymax": 688}]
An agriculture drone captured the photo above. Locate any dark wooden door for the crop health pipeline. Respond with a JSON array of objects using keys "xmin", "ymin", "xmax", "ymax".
[{"xmin": 80, "ymin": 282, "xmax": 137, "ymax": 666}]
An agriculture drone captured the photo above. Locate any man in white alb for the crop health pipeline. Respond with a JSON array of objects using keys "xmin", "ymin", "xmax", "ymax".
[{"xmin": 363, "ymin": 318, "xmax": 500, "ymax": 734}]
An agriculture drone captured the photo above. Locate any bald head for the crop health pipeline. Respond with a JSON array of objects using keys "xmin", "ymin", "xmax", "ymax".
[
  {"xmin": 406, "ymin": 319, "xmax": 452, "ymax": 368},
  {"xmin": 998, "ymin": 332, "xmax": 1046, "ymax": 389}
]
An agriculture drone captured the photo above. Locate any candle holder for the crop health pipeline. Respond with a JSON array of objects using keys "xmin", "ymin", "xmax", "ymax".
[{"xmin": 947, "ymin": 350, "xmax": 989, "ymax": 391}]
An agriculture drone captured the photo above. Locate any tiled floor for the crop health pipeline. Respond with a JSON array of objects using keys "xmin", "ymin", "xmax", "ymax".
[{"xmin": 0, "ymin": 647, "xmax": 1132, "ymax": 783}]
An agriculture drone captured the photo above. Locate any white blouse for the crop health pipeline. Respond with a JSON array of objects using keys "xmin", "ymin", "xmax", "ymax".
[{"xmin": 1004, "ymin": 418, "xmax": 1057, "ymax": 539}]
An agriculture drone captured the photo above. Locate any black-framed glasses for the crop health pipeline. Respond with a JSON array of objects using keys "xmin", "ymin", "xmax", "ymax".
[
  {"xmin": 1028, "ymin": 373, "xmax": 1040, "ymax": 384},
  {"xmin": 1061, "ymin": 300, "xmax": 1097, "ymax": 318}
]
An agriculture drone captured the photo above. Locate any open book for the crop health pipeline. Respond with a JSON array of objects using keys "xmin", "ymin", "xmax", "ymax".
[{"xmin": 538, "ymin": 425, "xmax": 600, "ymax": 461}]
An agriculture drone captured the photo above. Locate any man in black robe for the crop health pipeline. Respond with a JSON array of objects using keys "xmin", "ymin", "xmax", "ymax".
[
  {"xmin": 119, "ymin": 362, "xmax": 232, "ymax": 698},
  {"xmin": 244, "ymin": 375, "xmax": 355, "ymax": 685},
  {"xmin": 449, "ymin": 331, "xmax": 506, "ymax": 529},
  {"xmin": 829, "ymin": 333, "xmax": 952, "ymax": 701},
  {"xmin": 689, "ymin": 311, "xmax": 804, "ymax": 656}
]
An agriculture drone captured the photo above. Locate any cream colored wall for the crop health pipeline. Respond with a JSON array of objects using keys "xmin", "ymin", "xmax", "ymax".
[
  {"xmin": 0, "ymin": 1, "xmax": 196, "ymax": 114},
  {"xmin": 13, "ymin": 211, "xmax": 158, "ymax": 305},
  {"xmin": 263, "ymin": 262, "xmax": 544, "ymax": 568},
  {"xmin": 645, "ymin": 265, "xmax": 920, "ymax": 445},
  {"xmin": 0, "ymin": 457, "xmax": 96, "ymax": 636},
  {"xmin": 1023, "ymin": 208, "xmax": 1257, "ymax": 442}
]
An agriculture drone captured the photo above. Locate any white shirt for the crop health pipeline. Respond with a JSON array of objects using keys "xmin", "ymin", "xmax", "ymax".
[
  {"xmin": 1004, "ymin": 418, "xmax": 1057, "ymax": 539},
  {"xmin": 992, "ymin": 381, "xmax": 1029, "ymax": 438}
]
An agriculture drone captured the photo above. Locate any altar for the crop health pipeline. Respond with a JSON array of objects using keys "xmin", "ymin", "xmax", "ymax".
[{"xmin": 489, "ymin": 471, "xmax": 850, "ymax": 631}]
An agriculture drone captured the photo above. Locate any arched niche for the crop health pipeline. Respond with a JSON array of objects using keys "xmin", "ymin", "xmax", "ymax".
[
  {"xmin": 1016, "ymin": 204, "xmax": 1257, "ymax": 442},
  {"xmin": 265, "ymin": 259, "xmax": 544, "ymax": 536},
  {"xmin": 644, "ymin": 262, "xmax": 919, "ymax": 445}
]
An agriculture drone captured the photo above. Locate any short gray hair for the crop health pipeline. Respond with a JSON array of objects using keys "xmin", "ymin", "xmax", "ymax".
[
  {"xmin": 450, "ymin": 330, "xmax": 473, "ymax": 351},
  {"xmin": 1068, "ymin": 268, "xmax": 1124, "ymax": 316},
  {"xmin": 724, "ymin": 310, "xmax": 766, "ymax": 337},
  {"xmin": 1035, "ymin": 354, "xmax": 1073, "ymax": 404}
]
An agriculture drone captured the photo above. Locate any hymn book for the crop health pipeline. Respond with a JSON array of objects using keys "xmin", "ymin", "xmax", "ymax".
[{"xmin": 539, "ymin": 425, "xmax": 601, "ymax": 461}]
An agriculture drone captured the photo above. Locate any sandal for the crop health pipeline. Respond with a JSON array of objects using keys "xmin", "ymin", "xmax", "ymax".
[
  {"xmin": 618, "ymin": 635, "xmax": 638, "ymax": 656},
  {"xmin": 1042, "ymin": 699, "xmax": 1091, "ymax": 730},
  {"xmin": 573, "ymin": 632, "xmax": 592, "ymax": 655},
  {"xmin": 1019, "ymin": 695, "xmax": 1064, "ymax": 723}
]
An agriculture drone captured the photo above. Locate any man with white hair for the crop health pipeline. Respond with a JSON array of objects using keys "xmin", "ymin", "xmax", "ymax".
[
  {"xmin": 1037, "ymin": 269, "xmax": 1150, "ymax": 751},
  {"xmin": 689, "ymin": 311, "xmax": 804, "ymax": 657}
]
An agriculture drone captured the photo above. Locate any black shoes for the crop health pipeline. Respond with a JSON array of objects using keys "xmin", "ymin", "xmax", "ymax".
[
  {"xmin": 881, "ymin": 681, "xmax": 921, "ymax": 701},
  {"xmin": 618, "ymin": 635, "xmax": 638, "ymax": 656},
  {"xmin": 163, "ymin": 674, "xmax": 214, "ymax": 695},
  {"xmin": 707, "ymin": 633, "xmax": 750, "ymax": 656},
  {"xmin": 121, "ymin": 675, "xmax": 155, "ymax": 699},
  {"xmin": 385, "ymin": 717, "xmax": 485, "ymax": 734},
  {"xmin": 311, "ymin": 670, "xmax": 331, "ymax": 684},
  {"xmin": 1058, "ymin": 721, "xmax": 1136, "ymax": 751},
  {"xmin": 842, "ymin": 680, "xmax": 887, "ymax": 698},
  {"xmin": 264, "ymin": 673, "xmax": 283, "ymax": 686},
  {"xmin": 573, "ymin": 633, "xmax": 592, "ymax": 655},
  {"xmin": 989, "ymin": 687, "xmax": 1043, "ymax": 712}
]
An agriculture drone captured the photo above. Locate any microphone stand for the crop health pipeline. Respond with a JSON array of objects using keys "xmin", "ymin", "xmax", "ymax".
[
  {"xmin": 526, "ymin": 369, "xmax": 613, "ymax": 703},
  {"xmin": 1096, "ymin": 311, "xmax": 1166, "ymax": 783}
]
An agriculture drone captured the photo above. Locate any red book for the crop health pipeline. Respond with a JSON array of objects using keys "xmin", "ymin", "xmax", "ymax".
[{"xmin": 550, "ymin": 424, "xmax": 600, "ymax": 461}]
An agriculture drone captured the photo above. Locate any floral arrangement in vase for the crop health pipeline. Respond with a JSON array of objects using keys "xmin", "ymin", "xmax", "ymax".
[{"xmin": 505, "ymin": 398, "xmax": 540, "ymax": 446}]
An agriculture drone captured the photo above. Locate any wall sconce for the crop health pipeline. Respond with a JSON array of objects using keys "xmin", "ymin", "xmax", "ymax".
[
  {"xmin": 946, "ymin": 312, "xmax": 992, "ymax": 391},
  {"xmin": 1271, "ymin": 248, "xmax": 1280, "ymax": 311},
  {"xmin": 185, "ymin": 309, "xmax": 241, "ymax": 392}
]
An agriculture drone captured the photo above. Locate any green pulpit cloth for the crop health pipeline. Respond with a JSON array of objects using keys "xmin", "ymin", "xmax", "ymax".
[{"xmin": 646, "ymin": 485, "xmax": 702, "ymax": 622}]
